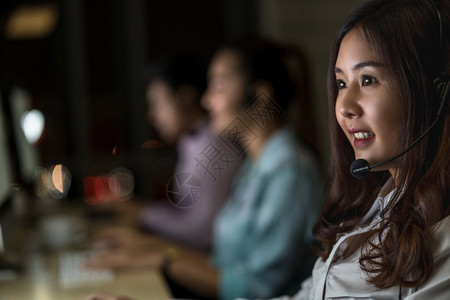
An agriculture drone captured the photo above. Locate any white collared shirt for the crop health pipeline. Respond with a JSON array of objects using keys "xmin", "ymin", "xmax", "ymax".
[{"xmin": 252, "ymin": 189, "xmax": 450, "ymax": 300}]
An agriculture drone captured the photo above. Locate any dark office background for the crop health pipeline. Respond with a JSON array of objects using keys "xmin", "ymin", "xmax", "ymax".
[{"xmin": 0, "ymin": 0, "xmax": 364, "ymax": 199}]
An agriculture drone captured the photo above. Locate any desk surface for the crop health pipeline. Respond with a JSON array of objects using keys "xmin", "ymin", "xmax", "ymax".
[
  {"xmin": 0, "ymin": 203, "xmax": 172, "ymax": 300},
  {"xmin": 0, "ymin": 252, "xmax": 172, "ymax": 300}
]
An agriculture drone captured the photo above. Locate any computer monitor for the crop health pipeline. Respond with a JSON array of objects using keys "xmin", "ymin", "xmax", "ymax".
[
  {"xmin": 9, "ymin": 87, "xmax": 40, "ymax": 186},
  {"xmin": 0, "ymin": 92, "xmax": 13, "ymax": 255},
  {"xmin": 0, "ymin": 93, "xmax": 13, "ymax": 207}
]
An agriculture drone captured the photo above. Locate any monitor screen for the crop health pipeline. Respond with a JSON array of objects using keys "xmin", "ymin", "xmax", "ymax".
[
  {"xmin": 9, "ymin": 87, "xmax": 40, "ymax": 186},
  {"xmin": 0, "ymin": 94, "xmax": 13, "ymax": 209},
  {"xmin": 0, "ymin": 92, "xmax": 13, "ymax": 255}
]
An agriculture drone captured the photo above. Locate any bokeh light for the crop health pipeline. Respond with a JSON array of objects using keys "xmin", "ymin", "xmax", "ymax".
[
  {"xmin": 21, "ymin": 109, "xmax": 45, "ymax": 144},
  {"xmin": 84, "ymin": 167, "xmax": 135, "ymax": 205},
  {"xmin": 33, "ymin": 164, "xmax": 71, "ymax": 199},
  {"xmin": 50, "ymin": 164, "xmax": 71, "ymax": 198},
  {"xmin": 33, "ymin": 167, "xmax": 52, "ymax": 199},
  {"xmin": 109, "ymin": 167, "xmax": 135, "ymax": 201}
]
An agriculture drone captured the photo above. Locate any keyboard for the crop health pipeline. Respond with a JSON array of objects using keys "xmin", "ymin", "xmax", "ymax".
[{"xmin": 58, "ymin": 251, "xmax": 114, "ymax": 288}]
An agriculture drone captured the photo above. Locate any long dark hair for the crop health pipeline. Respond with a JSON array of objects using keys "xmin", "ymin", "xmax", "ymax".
[
  {"xmin": 219, "ymin": 36, "xmax": 295, "ymax": 112},
  {"xmin": 314, "ymin": 0, "xmax": 449, "ymax": 289}
]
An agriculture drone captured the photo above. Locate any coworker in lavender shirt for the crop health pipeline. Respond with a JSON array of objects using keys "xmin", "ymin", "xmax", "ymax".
[
  {"xmin": 86, "ymin": 54, "xmax": 242, "ymax": 264},
  {"xmin": 138, "ymin": 54, "xmax": 242, "ymax": 251}
]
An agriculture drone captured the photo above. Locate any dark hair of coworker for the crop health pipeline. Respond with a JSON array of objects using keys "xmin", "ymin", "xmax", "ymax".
[
  {"xmin": 314, "ymin": 0, "xmax": 449, "ymax": 289},
  {"xmin": 218, "ymin": 36, "xmax": 295, "ymax": 119},
  {"xmin": 218, "ymin": 36, "xmax": 321, "ymax": 157},
  {"xmin": 145, "ymin": 53, "xmax": 206, "ymax": 102}
]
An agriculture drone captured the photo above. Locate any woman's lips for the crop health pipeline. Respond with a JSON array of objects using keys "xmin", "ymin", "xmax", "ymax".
[{"xmin": 349, "ymin": 129, "xmax": 375, "ymax": 147}]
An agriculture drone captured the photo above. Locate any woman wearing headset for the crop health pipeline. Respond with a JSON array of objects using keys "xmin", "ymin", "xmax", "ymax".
[{"xmin": 279, "ymin": 0, "xmax": 450, "ymax": 299}]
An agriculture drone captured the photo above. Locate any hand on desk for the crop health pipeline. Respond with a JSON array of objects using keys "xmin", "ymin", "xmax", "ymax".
[
  {"xmin": 84, "ymin": 236, "xmax": 218, "ymax": 299},
  {"xmin": 90, "ymin": 226, "xmax": 170, "ymax": 250},
  {"xmin": 87, "ymin": 224, "xmax": 173, "ymax": 270}
]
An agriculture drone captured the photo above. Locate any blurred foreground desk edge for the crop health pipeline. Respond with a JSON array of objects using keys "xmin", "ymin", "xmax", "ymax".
[{"xmin": 0, "ymin": 251, "xmax": 172, "ymax": 300}]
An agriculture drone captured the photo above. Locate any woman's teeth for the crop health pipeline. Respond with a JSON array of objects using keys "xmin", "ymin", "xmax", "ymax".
[{"xmin": 353, "ymin": 132, "xmax": 374, "ymax": 139}]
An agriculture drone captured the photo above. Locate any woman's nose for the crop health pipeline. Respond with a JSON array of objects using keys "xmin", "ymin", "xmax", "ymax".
[{"xmin": 336, "ymin": 83, "xmax": 363, "ymax": 119}]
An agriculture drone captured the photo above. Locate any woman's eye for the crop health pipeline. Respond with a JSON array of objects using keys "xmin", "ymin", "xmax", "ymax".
[
  {"xmin": 336, "ymin": 80, "xmax": 346, "ymax": 90},
  {"xmin": 361, "ymin": 75, "xmax": 376, "ymax": 86}
]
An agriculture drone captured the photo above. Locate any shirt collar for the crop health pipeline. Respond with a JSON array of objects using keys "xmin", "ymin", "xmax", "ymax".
[{"xmin": 360, "ymin": 178, "xmax": 397, "ymax": 227}]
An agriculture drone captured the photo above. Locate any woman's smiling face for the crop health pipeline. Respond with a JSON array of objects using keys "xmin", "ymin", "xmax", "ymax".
[{"xmin": 334, "ymin": 29, "xmax": 402, "ymax": 174}]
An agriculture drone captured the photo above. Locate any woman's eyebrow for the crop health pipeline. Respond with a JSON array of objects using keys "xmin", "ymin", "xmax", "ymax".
[
  {"xmin": 352, "ymin": 61, "xmax": 383, "ymax": 70},
  {"xmin": 334, "ymin": 61, "xmax": 384, "ymax": 74}
]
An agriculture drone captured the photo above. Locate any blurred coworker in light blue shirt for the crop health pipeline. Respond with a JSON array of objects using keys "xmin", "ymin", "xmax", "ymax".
[
  {"xmin": 213, "ymin": 127, "xmax": 322, "ymax": 299},
  {"xmin": 202, "ymin": 37, "xmax": 323, "ymax": 299}
]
